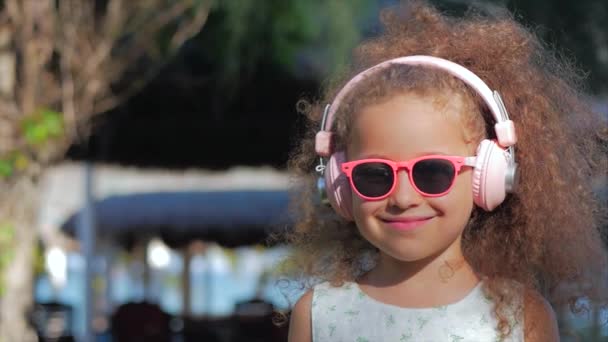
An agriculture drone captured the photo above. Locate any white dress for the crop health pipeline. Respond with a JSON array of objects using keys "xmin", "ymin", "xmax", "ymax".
[{"xmin": 311, "ymin": 281, "xmax": 523, "ymax": 341}]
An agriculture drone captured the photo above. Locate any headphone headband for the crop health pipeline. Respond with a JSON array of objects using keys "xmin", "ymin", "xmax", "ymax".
[{"xmin": 315, "ymin": 55, "xmax": 517, "ymax": 157}]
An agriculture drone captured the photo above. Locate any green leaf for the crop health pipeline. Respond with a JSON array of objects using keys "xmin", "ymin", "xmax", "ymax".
[
  {"xmin": 41, "ymin": 110, "xmax": 64, "ymax": 137},
  {"xmin": 21, "ymin": 108, "xmax": 64, "ymax": 146},
  {"xmin": 0, "ymin": 159, "xmax": 13, "ymax": 177},
  {"xmin": 26, "ymin": 125, "xmax": 48, "ymax": 144}
]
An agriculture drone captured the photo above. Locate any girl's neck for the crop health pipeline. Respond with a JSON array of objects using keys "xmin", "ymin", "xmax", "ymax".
[{"xmin": 358, "ymin": 239, "xmax": 480, "ymax": 307}]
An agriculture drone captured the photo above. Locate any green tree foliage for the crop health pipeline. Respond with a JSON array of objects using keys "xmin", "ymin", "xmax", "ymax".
[
  {"xmin": 199, "ymin": 0, "xmax": 607, "ymax": 95},
  {"xmin": 200, "ymin": 0, "xmax": 376, "ymax": 83}
]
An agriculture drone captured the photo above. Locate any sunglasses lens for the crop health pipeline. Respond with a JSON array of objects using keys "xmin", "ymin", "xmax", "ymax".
[
  {"xmin": 352, "ymin": 162, "xmax": 394, "ymax": 198},
  {"xmin": 412, "ymin": 159, "xmax": 455, "ymax": 194}
]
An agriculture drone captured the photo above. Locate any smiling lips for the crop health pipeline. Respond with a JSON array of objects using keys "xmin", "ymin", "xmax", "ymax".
[{"xmin": 382, "ymin": 216, "xmax": 434, "ymax": 231}]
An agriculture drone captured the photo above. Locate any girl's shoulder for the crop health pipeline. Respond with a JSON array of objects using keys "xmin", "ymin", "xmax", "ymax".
[
  {"xmin": 287, "ymin": 281, "xmax": 356, "ymax": 342},
  {"xmin": 312, "ymin": 280, "xmax": 357, "ymax": 296},
  {"xmin": 522, "ymin": 287, "xmax": 559, "ymax": 341},
  {"xmin": 311, "ymin": 281, "xmax": 364, "ymax": 309},
  {"xmin": 479, "ymin": 278, "xmax": 559, "ymax": 341},
  {"xmin": 288, "ymin": 290, "xmax": 313, "ymax": 342}
]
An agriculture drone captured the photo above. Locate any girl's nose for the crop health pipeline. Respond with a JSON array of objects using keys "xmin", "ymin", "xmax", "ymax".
[{"xmin": 388, "ymin": 170, "xmax": 423, "ymax": 209}]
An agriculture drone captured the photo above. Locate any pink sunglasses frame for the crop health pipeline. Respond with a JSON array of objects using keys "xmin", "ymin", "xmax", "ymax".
[{"xmin": 341, "ymin": 155, "xmax": 477, "ymax": 200}]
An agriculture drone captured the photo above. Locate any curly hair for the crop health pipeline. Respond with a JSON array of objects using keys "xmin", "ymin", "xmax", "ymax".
[{"xmin": 280, "ymin": 0, "xmax": 608, "ymax": 338}]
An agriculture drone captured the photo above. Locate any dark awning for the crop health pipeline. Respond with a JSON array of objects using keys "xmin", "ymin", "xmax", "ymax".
[{"xmin": 61, "ymin": 190, "xmax": 293, "ymax": 248}]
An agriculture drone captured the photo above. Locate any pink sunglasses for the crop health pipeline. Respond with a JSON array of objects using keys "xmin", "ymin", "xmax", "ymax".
[{"xmin": 341, "ymin": 155, "xmax": 477, "ymax": 200}]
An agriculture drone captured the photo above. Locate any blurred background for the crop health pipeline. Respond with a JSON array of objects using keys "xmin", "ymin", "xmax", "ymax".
[{"xmin": 0, "ymin": 0, "xmax": 606, "ymax": 341}]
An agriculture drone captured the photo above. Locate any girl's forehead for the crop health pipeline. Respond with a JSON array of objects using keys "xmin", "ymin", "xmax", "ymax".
[
  {"xmin": 362, "ymin": 89, "xmax": 468, "ymax": 120},
  {"xmin": 346, "ymin": 93, "xmax": 475, "ymax": 158}
]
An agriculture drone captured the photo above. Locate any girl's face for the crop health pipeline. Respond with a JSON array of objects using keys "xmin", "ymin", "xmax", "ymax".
[{"xmin": 347, "ymin": 92, "xmax": 475, "ymax": 263}]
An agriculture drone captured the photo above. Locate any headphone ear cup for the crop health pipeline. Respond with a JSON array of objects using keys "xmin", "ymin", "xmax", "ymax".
[
  {"xmin": 324, "ymin": 151, "xmax": 354, "ymax": 220},
  {"xmin": 472, "ymin": 139, "xmax": 509, "ymax": 211}
]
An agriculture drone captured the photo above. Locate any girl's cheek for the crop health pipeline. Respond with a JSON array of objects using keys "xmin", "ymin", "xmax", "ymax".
[{"xmin": 355, "ymin": 198, "xmax": 384, "ymax": 215}]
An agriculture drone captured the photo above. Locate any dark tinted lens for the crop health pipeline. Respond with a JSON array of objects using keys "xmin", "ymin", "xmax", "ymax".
[
  {"xmin": 412, "ymin": 159, "xmax": 455, "ymax": 194},
  {"xmin": 352, "ymin": 162, "xmax": 394, "ymax": 198}
]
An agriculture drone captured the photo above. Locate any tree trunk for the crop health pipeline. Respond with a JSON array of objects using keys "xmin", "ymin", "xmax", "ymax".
[{"xmin": 0, "ymin": 176, "xmax": 40, "ymax": 342}]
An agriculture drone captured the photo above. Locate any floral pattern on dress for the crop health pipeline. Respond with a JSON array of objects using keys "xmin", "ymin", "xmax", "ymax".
[{"xmin": 311, "ymin": 281, "xmax": 523, "ymax": 342}]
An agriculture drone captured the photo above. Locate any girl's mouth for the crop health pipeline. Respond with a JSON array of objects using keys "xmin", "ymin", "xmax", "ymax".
[{"xmin": 381, "ymin": 216, "xmax": 434, "ymax": 231}]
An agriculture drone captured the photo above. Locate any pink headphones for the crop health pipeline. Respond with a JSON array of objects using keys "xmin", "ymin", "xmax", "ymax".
[{"xmin": 314, "ymin": 55, "xmax": 518, "ymax": 220}]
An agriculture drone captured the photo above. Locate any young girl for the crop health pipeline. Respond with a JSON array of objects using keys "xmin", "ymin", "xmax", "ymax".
[{"xmin": 282, "ymin": 1, "xmax": 608, "ymax": 341}]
